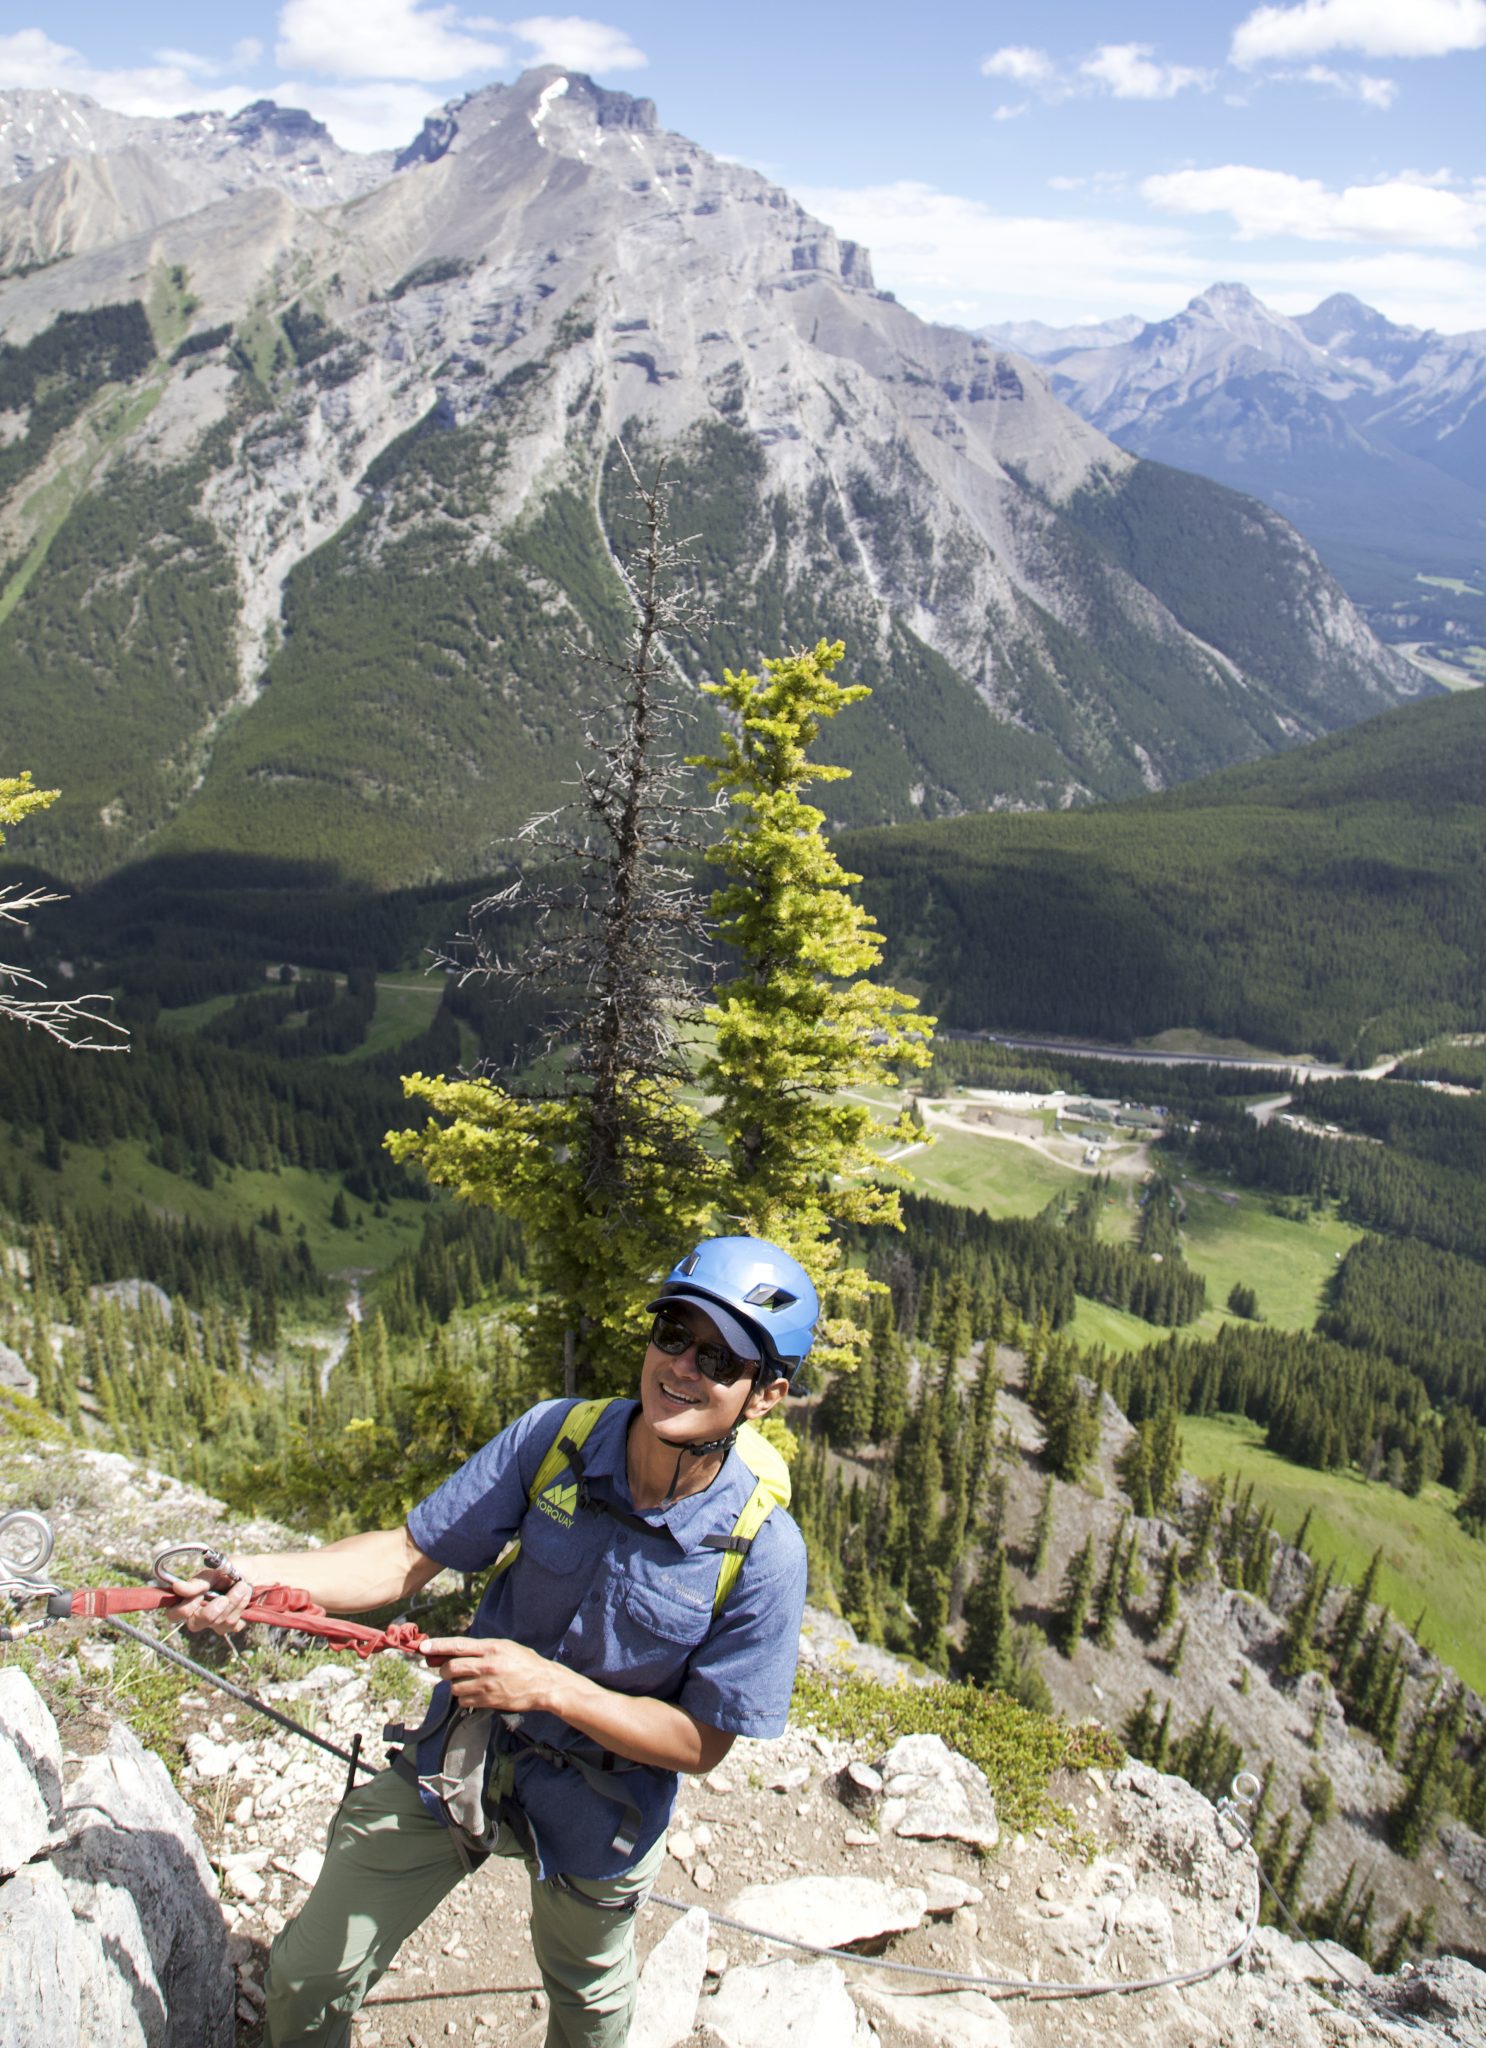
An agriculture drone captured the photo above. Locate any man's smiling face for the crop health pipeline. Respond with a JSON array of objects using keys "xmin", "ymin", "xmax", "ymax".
[{"xmin": 638, "ymin": 1302, "xmax": 758, "ymax": 1444}]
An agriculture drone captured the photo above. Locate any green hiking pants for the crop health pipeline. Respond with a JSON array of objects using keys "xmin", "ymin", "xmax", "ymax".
[{"xmin": 263, "ymin": 1766, "xmax": 667, "ymax": 2048}]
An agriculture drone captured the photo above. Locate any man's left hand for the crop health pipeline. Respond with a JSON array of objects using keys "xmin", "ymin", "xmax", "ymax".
[{"xmin": 419, "ymin": 1635, "xmax": 556, "ymax": 1714}]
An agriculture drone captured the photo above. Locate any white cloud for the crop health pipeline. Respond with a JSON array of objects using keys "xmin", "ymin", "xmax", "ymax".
[
  {"xmin": 275, "ymin": 1, "xmax": 644, "ymax": 82},
  {"xmin": 153, "ymin": 47, "xmax": 218, "ymax": 75},
  {"xmin": 794, "ymin": 178, "xmax": 1205, "ymax": 321},
  {"xmin": 792, "ymin": 176, "xmax": 1486, "ymax": 334},
  {"xmin": 276, "ymin": 0, "xmax": 508, "ymax": 82},
  {"xmin": 1048, "ymin": 169, "xmax": 1129, "ymax": 194},
  {"xmin": 1307, "ymin": 66, "xmax": 1398, "ymax": 105},
  {"xmin": 982, "ymin": 39, "xmax": 1210, "ymax": 105},
  {"xmin": 151, "ymin": 41, "xmax": 270, "ymax": 81},
  {"xmin": 1080, "ymin": 44, "xmax": 1213, "ymax": 99},
  {"xmin": 510, "ymin": 16, "xmax": 646, "ymax": 71},
  {"xmin": 980, "ymin": 45, "xmax": 1053, "ymax": 83},
  {"xmin": 1251, "ymin": 250, "xmax": 1486, "ymax": 331},
  {"xmin": 1232, "ymin": 0, "xmax": 1486, "ymax": 66},
  {"xmin": 1141, "ymin": 164, "xmax": 1486, "ymax": 247},
  {"xmin": 992, "ymin": 101, "xmax": 1028, "ymax": 122},
  {"xmin": 0, "ymin": 28, "xmax": 254, "ymax": 117}
]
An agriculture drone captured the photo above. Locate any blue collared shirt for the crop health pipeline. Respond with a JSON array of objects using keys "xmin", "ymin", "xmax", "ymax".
[{"xmin": 406, "ymin": 1397, "xmax": 808, "ymax": 1878}]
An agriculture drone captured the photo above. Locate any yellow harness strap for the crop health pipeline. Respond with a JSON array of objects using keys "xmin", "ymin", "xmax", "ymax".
[
  {"xmin": 487, "ymin": 1399, "xmax": 790, "ymax": 1612},
  {"xmin": 713, "ymin": 1422, "xmax": 791, "ymax": 1612}
]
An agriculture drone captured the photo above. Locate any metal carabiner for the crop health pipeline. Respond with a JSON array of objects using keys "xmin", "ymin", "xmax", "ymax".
[
  {"xmin": 152, "ymin": 1540, "xmax": 242, "ymax": 1590},
  {"xmin": 0, "ymin": 1508, "xmax": 55, "ymax": 1582}
]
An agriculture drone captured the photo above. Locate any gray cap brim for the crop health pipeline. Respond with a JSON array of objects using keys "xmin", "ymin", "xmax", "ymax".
[{"xmin": 646, "ymin": 1292, "xmax": 762, "ymax": 1364}]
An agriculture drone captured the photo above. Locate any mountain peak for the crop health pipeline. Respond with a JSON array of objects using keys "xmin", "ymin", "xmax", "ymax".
[
  {"xmin": 1190, "ymin": 280, "xmax": 1262, "ymax": 314},
  {"xmin": 222, "ymin": 100, "xmax": 337, "ymax": 151},
  {"xmin": 1308, "ymin": 291, "xmax": 1385, "ymax": 326},
  {"xmin": 1297, "ymin": 291, "xmax": 1419, "ymax": 348},
  {"xmin": 394, "ymin": 68, "xmax": 658, "ymax": 171}
]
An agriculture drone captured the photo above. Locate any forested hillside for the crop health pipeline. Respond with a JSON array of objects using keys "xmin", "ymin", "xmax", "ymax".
[{"xmin": 845, "ymin": 686, "xmax": 1486, "ymax": 1059}]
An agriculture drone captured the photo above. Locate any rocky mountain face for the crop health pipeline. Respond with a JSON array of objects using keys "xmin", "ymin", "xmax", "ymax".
[
  {"xmin": 0, "ymin": 73, "xmax": 1426, "ymax": 886},
  {"xmin": 988, "ymin": 285, "xmax": 1486, "ymax": 632},
  {"xmin": 0, "ymin": 89, "xmax": 391, "ymax": 270}
]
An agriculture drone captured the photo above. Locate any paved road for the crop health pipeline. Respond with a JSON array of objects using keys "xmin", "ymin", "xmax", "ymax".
[{"xmin": 973, "ymin": 1031, "xmax": 1370, "ymax": 1083}]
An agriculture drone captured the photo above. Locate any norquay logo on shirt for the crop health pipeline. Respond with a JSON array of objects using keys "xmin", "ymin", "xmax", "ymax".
[{"xmin": 536, "ymin": 1477, "xmax": 578, "ymax": 1526}]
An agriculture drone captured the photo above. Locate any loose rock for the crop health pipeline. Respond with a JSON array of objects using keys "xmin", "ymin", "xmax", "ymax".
[
  {"xmin": 706, "ymin": 1959, "xmax": 879, "ymax": 2048},
  {"xmin": 876, "ymin": 1734, "xmax": 1000, "ymax": 1850},
  {"xmin": 630, "ymin": 1905, "xmax": 709, "ymax": 2048},
  {"xmin": 854, "ymin": 1986, "xmax": 1016, "ymax": 2048},
  {"xmin": 726, "ymin": 1873, "xmax": 927, "ymax": 1950},
  {"xmin": 0, "ymin": 1669, "xmax": 60, "ymax": 1877},
  {"xmin": 60, "ymin": 1721, "xmax": 235, "ymax": 2045}
]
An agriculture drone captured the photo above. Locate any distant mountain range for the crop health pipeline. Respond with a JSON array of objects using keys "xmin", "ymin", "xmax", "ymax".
[
  {"xmin": 984, "ymin": 284, "xmax": 1486, "ymax": 654},
  {"xmin": 0, "ymin": 78, "xmax": 1427, "ymax": 886}
]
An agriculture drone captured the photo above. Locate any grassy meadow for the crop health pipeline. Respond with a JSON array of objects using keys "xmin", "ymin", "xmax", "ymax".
[
  {"xmin": 898, "ymin": 1101, "xmax": 1361, "ymax": 1352},
  {"xmin": 908, "ymin": 1126, "xmax": 1086, "ymax": 1216},
  {"xmin": 335, "ymin": 973, "xmax": 445, "ymax": 1063},
  {"xmin": 50, "ymin": 1135, "xmax": 426, "ymax": 1280},
  {"xmin": 1180, "ymin": 1413, "xmax": 1486, "ymax": 1698}
]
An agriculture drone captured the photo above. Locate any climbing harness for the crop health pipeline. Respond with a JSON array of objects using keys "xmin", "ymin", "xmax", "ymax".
[{"xmin": 388, "ymin": 1684, "xmax": 650, "ymax": 1868}]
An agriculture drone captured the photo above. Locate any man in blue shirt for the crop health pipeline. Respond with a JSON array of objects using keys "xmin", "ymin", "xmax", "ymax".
[{"xmin": 179, "ymin": 1237, "xmax": 814, "ymax": 2048}]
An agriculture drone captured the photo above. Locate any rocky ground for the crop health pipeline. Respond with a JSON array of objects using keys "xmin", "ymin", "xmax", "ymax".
[
  {"xmin": 7, "ymin": 1631, "xmax": 1486, "ymax": 2048},
  {"xmin": 4, "ymin": 1429, "xmax": 1486, "ymax": 2046}
]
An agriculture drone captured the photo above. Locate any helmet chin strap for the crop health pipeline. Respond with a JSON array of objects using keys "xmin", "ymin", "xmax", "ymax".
[{"xmin": 658, "ymin": 1377, "xmax": 760, "ymax": 1507}]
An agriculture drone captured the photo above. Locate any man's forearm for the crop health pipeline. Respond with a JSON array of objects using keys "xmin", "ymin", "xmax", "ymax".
[
  {"xmin": 227, "ymin": 1526, "xmax": 440, "ymax": 1614},
  {"xmin": 540, "ymin": 1664, "xmax": 733, "ymax": 1775}
]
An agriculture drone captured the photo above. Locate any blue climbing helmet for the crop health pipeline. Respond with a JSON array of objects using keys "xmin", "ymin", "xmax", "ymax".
[{"xmin": 647, "ymin": 1236, "xmax": 819, "ymax": 1386}]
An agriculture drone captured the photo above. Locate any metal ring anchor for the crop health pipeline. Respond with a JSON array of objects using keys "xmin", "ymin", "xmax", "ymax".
[
  {"xmin": 0, "ymin": 1508, "xmax": 55, "ymax": 1582},
  {"xmin": 1215, "ymin": 1769, "xmax": 1264, "ymax": 1844}
]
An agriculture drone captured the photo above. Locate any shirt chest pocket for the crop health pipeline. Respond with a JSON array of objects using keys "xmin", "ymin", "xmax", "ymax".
[
  {"xmin": 618, "ymin": 1571, "xmax": 715, "ymax": 1670},
  {"xmin": 506, "ymin": 1490, "xmax": 597, "ymax": 1621}
]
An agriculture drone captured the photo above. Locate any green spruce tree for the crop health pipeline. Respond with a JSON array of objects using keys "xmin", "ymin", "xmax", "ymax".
[{"xmin": 1053, "ymin": 1535, "xmax": 1097, "ymax": 1657}]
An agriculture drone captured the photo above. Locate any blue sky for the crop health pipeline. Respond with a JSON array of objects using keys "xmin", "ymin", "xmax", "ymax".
[{"xmin": 5, "ymin": 2, "xmax": 1484, "ymax": 332}]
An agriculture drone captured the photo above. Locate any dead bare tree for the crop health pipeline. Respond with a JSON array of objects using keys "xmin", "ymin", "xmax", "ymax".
[
  {"xmin": 0, "ymin": 776, "xmax": 125, "ymax": 1051},
  {"xmin": 448, "ymin": 443, "xmax": 718, "ymax": 1267}
]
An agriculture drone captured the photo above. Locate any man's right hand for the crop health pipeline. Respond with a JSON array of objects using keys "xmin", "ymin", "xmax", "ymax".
[
  {"xmin": 156, "ymin": 1527, "xmax": 443, "ymax": 1634},
  {"xmin": 165, "ymin": 1565, "xmax": 255, "ymax": 1637}
]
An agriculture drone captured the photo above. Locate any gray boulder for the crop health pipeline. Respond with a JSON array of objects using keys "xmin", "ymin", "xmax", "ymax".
[
  {"xmin": 1361, "ymin": 1953, "xmax": 1486, "ymax": 2040},
  {"xmin": 0, "ymin": 1861, "xmax": 84, "ymax": 2046},
  {"xmin": 631, "ymin": 1905, "xmax": 709, "ymax": 2048},
  {"xmin": 876, "ymin": 1734, "xmax": 1000, "ymax": 1849},
  {"xmin": 853, "ymin": 1986, "xmax": 1016, "ymax": 2048},
  {"xmin": 0, "ymin": 1667, "xmax": 62, "ymax": 1877},
  {"xmin": 725, "ymin": 1873, "xmax": 927, "ymax": 1951},
  {"xmin": 59, "ymin": 1722, "xmax": 234, "ymax": 2047},
  {"xmin": 706, "ymin": 1960, "xmax": 879, "ymax": 2047}
]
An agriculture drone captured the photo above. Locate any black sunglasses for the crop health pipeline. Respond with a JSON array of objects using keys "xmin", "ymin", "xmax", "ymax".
[{"xmin": 649, "ymin": 1313, "xmax": 758, "ymax": 1388}]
